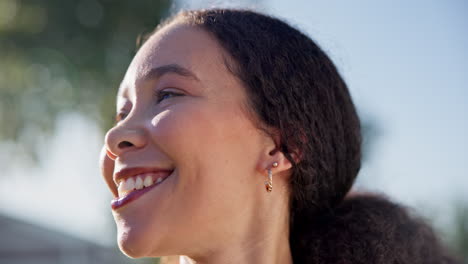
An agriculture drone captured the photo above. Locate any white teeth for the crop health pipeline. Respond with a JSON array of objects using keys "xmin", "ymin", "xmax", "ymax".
[
  {"xmin": 135, "ymin": 177, "xmax": 143, "ymax": 190},
  {"xmin": 143, "ymin": 175, "xmax": 153, "ymax": 187},
  {"xmin": 126, "ymin": 177, "xmax": 135, "ymax": 191},
  {"xmin": 118, "ymin": 177, "xmax": 135, "ymax": 194},
  {"xmin": 118, "ymin": 172, "xmax": 170, "ymax": 196},
  {"xmin": 118, "ymin": 181, "xmax": 125, "ymax": 194}
]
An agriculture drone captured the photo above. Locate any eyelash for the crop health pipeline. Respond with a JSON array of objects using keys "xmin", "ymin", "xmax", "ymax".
[
  {"xmin": 156, "ymin": 89, "xmax": 184, "ymax": 103},
  {"xmin": 114, "ymin": 90, "xmax": 183, "ymax": 123}
]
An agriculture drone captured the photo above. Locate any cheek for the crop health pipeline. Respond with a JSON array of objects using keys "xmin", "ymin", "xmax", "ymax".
[
  {"xmin": 150, "ymin": 102, "xmax": 258, "ymax": 173},
  {"xmin": 149, "ymin": 101, "xmax": 262, "ymax": 211}
]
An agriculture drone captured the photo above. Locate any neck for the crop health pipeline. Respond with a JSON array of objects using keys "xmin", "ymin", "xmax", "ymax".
[
  {"xmin": 187, "ymin": 228, "xmax": 292, "ymax": 264},
  {"xmin": 186, "ymin": 187, "xmax": 293, "ymax": 264}
]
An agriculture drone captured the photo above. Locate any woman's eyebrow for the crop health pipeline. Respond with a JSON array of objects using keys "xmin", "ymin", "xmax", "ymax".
[
  {"xmin": 142, "ymin": 64, "xmax": 200, "ymax": 82},
  {"xmin": 118, "ymin": 64, "xmax": 200, "ymax": 92}
]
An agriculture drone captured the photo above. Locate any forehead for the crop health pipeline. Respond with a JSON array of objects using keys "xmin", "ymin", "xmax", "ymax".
[{"xmin": 119, "ymin": 23, "xmax": 229, "ymax": 96}]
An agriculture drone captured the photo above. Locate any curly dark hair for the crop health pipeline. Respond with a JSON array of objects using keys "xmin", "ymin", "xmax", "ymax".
[{"xmin": 142, "ymin": 8, "xmax": 460, "ymax": 264}]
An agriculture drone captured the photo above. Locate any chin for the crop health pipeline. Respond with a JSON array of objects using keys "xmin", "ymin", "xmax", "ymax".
[
  {"xmin": 115, "ymin": 218, "xmax": 172, "ymax": 259},
  {"xmin": 117, "ymin": 227, "xmax": 152, "ymax": 258},
  {"xmin": 111, "ymin": 185, "xmax": 175, "ymax": 258}
]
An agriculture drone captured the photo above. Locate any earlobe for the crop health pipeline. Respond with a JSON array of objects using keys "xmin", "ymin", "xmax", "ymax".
[
  {"xmin": 270, "ymin": 149, "xmax": 293, "ymax": 172},
  {"xmin": 256, "ymin": 146, "xmax": 293, "ymax": 175},
  {"xmin": 257, "ymin": 148, "xmax": 293, "ymax": 193}
]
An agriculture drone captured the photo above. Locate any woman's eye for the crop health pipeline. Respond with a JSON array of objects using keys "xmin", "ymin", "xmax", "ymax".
[{"xmin": 156, "ymin": 90, "xmax": 183, "ymax": 103}]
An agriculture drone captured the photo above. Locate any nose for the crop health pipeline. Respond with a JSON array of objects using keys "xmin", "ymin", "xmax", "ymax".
[{"xmin": 105, "ymin": 121, "xmax": 147, "ymax": 159}]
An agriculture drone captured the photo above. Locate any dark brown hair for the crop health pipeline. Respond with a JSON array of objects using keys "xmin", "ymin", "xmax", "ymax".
[{"xmin": 144, "ymin": 8, "xmax": 459, "ymax": 264}]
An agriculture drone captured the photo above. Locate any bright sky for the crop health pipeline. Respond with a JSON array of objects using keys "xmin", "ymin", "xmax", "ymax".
[
  {"xmin": 263, "ymin": 0, "xmax": 468, "ymax": 228},
  {"xmin": 265, "ymin": 1, "xmax": 468, "ymax": 201},
  {"xmin": 0, "ymin": 112, "xmax": 114, "ymax": 245},
  {"xmin": 265, "ymin": 0, "xmax": 468, "ymax": 229},
  {"xmin": 0, "ymin": 0, "xmax": 466, "ymax": 245}
]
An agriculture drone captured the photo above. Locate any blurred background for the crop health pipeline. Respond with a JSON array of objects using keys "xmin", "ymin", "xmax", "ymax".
[{"xmin": 0, "ymin": 0, "xmax": 466, "ymax": 263}]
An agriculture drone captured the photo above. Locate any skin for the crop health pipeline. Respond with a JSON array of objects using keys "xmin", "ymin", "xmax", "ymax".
[{"xmin": 100, "ymin": 21, "xmax": 294, "ymax": 264}]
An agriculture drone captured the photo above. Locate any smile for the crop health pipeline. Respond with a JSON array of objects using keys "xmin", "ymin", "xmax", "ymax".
[{"xmin": 111, "ymin": 169, "xmax": 173, "ymax": 210}]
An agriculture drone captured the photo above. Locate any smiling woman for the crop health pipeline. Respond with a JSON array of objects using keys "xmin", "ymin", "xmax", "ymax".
[{"xmin": 99, "ymin": 9, "xmax": 460, "ymax": 264}]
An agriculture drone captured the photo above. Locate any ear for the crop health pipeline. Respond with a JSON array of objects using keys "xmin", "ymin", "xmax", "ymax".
[
  {"xmin": 256, "ymin": 148, "xmax": 293, "ymax": 176},
  {"xmin": 255, "ymin": 135, "xmax": 293, "ymax": 176}
]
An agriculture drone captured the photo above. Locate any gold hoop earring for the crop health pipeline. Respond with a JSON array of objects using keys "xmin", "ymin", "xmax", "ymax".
[{"xmin": 264, "ymin": 162, "xmax": 278, "ymax": 192}]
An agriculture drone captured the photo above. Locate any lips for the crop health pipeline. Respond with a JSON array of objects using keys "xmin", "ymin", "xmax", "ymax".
[{"xmin": 112, "ymin": 167, "xmax": 173, "ymax": 209}]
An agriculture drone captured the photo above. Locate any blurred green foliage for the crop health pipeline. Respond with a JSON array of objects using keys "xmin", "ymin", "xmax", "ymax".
[{"xmin": 0, "ymin": 0, "xmax": 171, "ymax": 154}]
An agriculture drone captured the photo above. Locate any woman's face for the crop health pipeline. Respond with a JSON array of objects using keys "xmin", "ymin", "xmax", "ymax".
[{"xmin": 100, "ymin": 23, "xmax": 280, "ymax": 258}]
